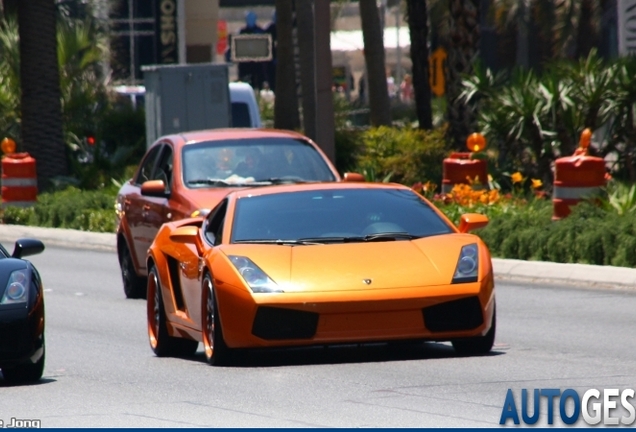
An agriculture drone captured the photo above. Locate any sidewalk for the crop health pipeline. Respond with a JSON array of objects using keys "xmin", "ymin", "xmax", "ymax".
[{"xmin": 0, "ymin": 224, "xmax": 634, "ymax": 290}]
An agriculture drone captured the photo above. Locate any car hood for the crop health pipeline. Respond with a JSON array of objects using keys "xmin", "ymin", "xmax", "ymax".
[
  {"xmin": 182, "ymin": 187, "xmax": 243, "ymax": 212},
  {"xmin": 222, "ymin": 234, "xmax": 477, "ymax": 293}
]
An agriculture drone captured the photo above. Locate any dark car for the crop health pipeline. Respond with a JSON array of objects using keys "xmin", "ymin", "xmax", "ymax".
[{"xmin": 0, "ymin": 238, "xmax": 46, "ymax": 384}]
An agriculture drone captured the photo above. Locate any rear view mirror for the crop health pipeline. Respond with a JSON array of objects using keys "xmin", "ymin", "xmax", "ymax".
[
  {"xmin": 141, "ymin": 180, "xmax": 169, "ymax": 198},
  {"xmin": 12, "ymin": 238, "xmax": 45, "ymax": 259},
  {"xmin": 343, "ymin": 172, "xmax": 365, "ymax": 182},
  {"xmin": 170, "ymin": 226, "xmax": 199, "ymax": 244},
  {"xmin": 458, "ymin": 213, "xmax": 489, "ymax": 233},
  {"xmin": 170, "ymin": 226, "xmax": 205, "ymax": 255}
]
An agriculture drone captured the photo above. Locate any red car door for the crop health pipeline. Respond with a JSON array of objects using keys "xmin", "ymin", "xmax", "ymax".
[
  {"xmin": 127, "ymin": 143, "xmax": 178, "ymax": 272},
  {"xmin": 142, "ymin": 143, "xmax": 175, "ymax": 249}
]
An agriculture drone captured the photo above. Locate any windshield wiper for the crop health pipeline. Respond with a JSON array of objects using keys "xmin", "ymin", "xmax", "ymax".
[
  {"xmin": 297, "ymin": 233, "xmax": 419, "ymax": 243},
  {"xmin": 186, "ymin": 178, "xmax": 233, "ymax": 187},
  {"xmin": 362, "ymin": 232, "xmax": 421, "ymax": 242},
  {"xmin": 233, "ymin": 239, "xmax": 322, "ymax": 245},
  {"xmin": 232, "ymin": 233, "xmax": 420, "ymax": 246},
  {"xmin": 187, "ymin": 178, "xmax": 272, "ymax": 187},
  {"xmin": 255, "ymin": 177, "xmax": 310, "ymax": 185},
  {"xmin": 295, "ymin": 236, "xmax": 364, "ymax": 244}
]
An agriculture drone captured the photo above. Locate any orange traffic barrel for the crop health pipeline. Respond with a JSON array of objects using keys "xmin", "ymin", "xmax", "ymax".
[
  {"xmin": 442, "ymin": 133, "xmax": 489, "ymax": 193},
  {"xmin": 442, "ymin": 152, "xmax": 488, "ymax": 193},
  {"xmin": 1, "ymin": 152, "xmax": 38, "ymax": 207},
  {"xmin": 553, "ymin": 129, "xmax": 606, "ymax": 220},
  {"xmin": 552, "ymin": 155, "xmax": 605, "ymax": 219}
]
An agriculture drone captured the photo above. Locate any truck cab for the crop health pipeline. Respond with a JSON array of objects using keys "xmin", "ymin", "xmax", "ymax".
[{"xmin": 229, "ymin": 82, "xmax": 262, "ymax": 128}]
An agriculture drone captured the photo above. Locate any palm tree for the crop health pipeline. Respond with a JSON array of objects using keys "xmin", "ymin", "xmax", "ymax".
[
  {"xmin": 359, "ymin": 0, "xmax": 391, "ymax": 126},
  {"xmin": 406, "ymin": 0, "xmax": 433, "ymax": 130},
  {"xmin": 447, "ymin": 0, "xmax": 481, "ymax": 149},
  {"xmin": 18, "ymin": 0, "xmax": 68, "ymax": 190},
  {"xmin": 57, "ymin": 16, "xmax": 109, "ymax": 140},
  {"xmin": 274, "ymin": 0, "xmax": 300, "ymax": 130},
  {"xmin": 18, "ymin": 0, "xmax": 68, "ymax": 191},
  {"xmin": 0, "ymin": 17, "xmax": 20, "ymax": 140},
  {"xmin": 491, "ymin": 0, "xmax": 602, "ymax": 68},
  {"xmin": 296, "ymin": 0, "xmax": 316, "ymax": 141}
]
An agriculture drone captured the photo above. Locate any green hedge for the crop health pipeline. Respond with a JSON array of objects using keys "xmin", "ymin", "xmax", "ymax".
[
  {"xmin": 476, "ymin": 201, "xmax": 636, "ymax": 267},
  {"xmin": 345, "ymin": 125, "xmax": 447, "ymax": 185},
  {"xmin": 1, "ymin": 186, "xmax": 117, "ymax": 233}
]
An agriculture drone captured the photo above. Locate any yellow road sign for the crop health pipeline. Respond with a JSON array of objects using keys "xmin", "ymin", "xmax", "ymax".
[{"xmin": 429, "ymin": 47, "xmax": 447, "ymax": 97}]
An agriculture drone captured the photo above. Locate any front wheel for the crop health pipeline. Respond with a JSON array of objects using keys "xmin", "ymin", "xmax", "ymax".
[
  {"xmin": 201, "ymin": 273, "xmax": 230, "ymax": 365},
  {"xmin": 452, "ymin": 305, "xmax": 496, "ymax": 356},
  {"xmin": 147, "ymin": 266, "xmax": 198, "ymax": 357},
  {"xmin": 2, "ymin": 342, "xmax": 45, "ymax": 384}
]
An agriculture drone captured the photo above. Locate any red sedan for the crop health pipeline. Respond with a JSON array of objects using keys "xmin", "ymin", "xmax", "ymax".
[{"xmin": 116, "ymin": 128, "xmax": 357, "ymax": 299}]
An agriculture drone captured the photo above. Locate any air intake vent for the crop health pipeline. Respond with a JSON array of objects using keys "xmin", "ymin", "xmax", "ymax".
[
  {"xmin": 423, "ymin": 296, "xmax": 484, "ymax": 332},
  {"xmin": 0, "ymin": 322, "xmax": 28, "ymax": 354},
  {"xmin": 252, "ymin": 307, "xmax": 318, "ymax": 340}
]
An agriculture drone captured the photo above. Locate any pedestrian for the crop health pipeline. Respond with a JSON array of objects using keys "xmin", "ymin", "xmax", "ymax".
[
  {"xmin": 386, "ymin": 68, "xmax": 397, "ymax": 99},
  {"xmin": 399, "ymin": 73, "xmax": 414, "ymax": 104}
]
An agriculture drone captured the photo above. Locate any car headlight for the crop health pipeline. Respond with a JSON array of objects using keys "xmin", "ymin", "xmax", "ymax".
[
  {"xmin": 0, "ymin": 269, "xmax": 29, "ymax": 304},
  {"xmin": 228, "ymin": 255, "xmax": 283, "ymax": 293},
  {"xmin": 452, "ymin": 243, "xmax": 479, "ymax": 283}
]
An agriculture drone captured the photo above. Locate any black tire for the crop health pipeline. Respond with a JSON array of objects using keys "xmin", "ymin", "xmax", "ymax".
[
  {"xmin": 2, "ymin": 341, "xmax": 45, "ymax": 384},
  {"xmin": 452, "ymin": 305, "xmax": 496, "ymax": 356},
  {"xmin": 120, "ymin": 242, "xmax": 147, "ymax": 299},
  {"xmin": 201, "ymin": 273, "xmax": 230, "ymax": 366},
  {"xmin": 147, "ymin": 266, "xmax": 198, "ymax": 358}
]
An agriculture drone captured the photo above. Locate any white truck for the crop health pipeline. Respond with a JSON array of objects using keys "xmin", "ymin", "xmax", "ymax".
[{"xmin": 115, "ymin": 64, "xmax": 262, "ymax": 148}]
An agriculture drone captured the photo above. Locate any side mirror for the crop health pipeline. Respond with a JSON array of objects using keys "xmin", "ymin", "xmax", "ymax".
[
  {"xmin": 170, "ymin": 226, "xmax": 205, "ymax": 255},
  {"xmin": 170, "ymin": 226, "xmax": 199, "ymax": 244},
  {"xmin": 141, "ymin": 180, "xmax": 169, "ymax": 198},
  {"xmin": 343, "ymin": 172, "xmax": 365, "ymax": 182},
  {"xmin": 12, "ymin": 238, "xmax": 45, "ymax": 259},
  {"xmin": 458, "ymin": 213, "xmax": 489, "ymax": 233}
]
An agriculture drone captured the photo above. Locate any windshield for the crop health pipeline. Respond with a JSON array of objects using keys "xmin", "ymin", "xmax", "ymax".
[
  {"xmin": 231, "ymin": 102, "xmax": 252, "ymax": 127},
  {"xmin": 182, "ymin": 137, "xmax": 336, "ymax": 188},
  {"xmin": 231, "ymin": 188, "xmax": 454, "ymax": 244}
]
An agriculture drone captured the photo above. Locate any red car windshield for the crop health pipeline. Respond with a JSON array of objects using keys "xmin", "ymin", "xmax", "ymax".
[{"xmin": 182, "ymin": 138, "xmax": 336, "ymax": 187}]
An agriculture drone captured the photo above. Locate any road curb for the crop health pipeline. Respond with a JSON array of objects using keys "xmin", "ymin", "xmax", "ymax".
[
  {"xmin": 0, "ymin": 224, "xmax": 116, "ymax": 253},
  {"xmin": 0, "ymin": 224, "xmax": 633, "ymax": 290},
  {"xmin": 492, "ymin": 258, "xmax": 636, "ymax": 290}
]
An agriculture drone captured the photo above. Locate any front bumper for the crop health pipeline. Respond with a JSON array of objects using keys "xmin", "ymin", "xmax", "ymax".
[{"xmin": 217, "ymin": 276, "xmax": 495, "ymax": 348}]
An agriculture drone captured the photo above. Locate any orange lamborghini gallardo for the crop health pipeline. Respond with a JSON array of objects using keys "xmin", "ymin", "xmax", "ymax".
[{"xmin": 146, "ymin": 182, "xmax": 496, "ymax": 365}]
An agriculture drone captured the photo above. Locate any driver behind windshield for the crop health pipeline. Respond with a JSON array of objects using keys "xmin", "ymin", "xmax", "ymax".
[{"xmin": 234, "ymin": 148, "xmax": 265, "ymax": 179}]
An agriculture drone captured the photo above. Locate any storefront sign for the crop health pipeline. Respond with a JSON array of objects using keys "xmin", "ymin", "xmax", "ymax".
[{"xmin": 157, "ymin": 0, "xmax": 178, "ymax": 64}]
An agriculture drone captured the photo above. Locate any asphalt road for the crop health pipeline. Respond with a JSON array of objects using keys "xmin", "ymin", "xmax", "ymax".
[{"xmin": 1, "ymin": 246, "xmax": 635, "ymax": 427}]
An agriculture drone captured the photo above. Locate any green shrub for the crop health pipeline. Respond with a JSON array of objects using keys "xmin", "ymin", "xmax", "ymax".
[
  {"xmin": 1, "ymin": 186, "xmax": 117, "ymax": 232},
  {"xmin": 354, "ymin": 125, "xmax": 447, "ymax": 186},
  {"xmin": 1, "ymin": 206, "xmax": 35, "ymax": 226},
  {"xmin": 472, "ymin": 200, "xmax": 636, "ymax": 267}
]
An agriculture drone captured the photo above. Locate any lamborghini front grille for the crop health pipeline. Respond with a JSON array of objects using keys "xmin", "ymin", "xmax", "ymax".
[
  {"xmin": 252, "ymin": 306, "xmax": 319, "ymax": 340},
  {"xmin": 422, "ymin": 296, "xmax": 484, "ymax": 332}
]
